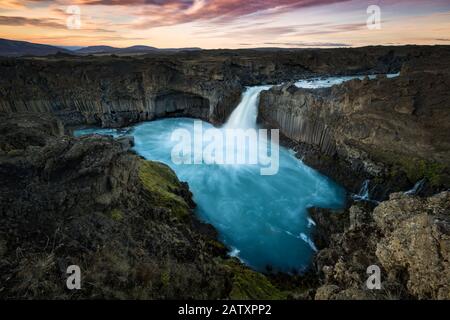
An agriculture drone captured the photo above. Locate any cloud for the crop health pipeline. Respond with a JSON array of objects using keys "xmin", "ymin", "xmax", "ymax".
[
  {"xmin": 213, "ymin": 21, "xmax": 365, "ymax": 41},
  {"xmin": 76, "ymin": 0, "xmax": 351, "ymax": 28},
  {"xmin": 263, "ymin": 41, "xmax": 351, "ymax": 47},
  {"xmin": 37, "ymin": 34, "xmax": 148, "ymax": 41},
  {"xmin": 0, "ymin": 15, "xmax": 65, "ymax": 28},
  {"xmin": 0, "ymin": 1, "xmax": 26, "ymax": 9},
  {"xmin": 291, "ymin": 22, "xmax": 366, "ymax": 36}
]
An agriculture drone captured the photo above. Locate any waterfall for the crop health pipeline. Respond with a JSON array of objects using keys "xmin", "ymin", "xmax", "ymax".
[
  {"xmin": 74, "ymin": 80, "xmax": 348, "ymax": 273},
  {"xmin": 224, "ymin": 85, "xmax": 272, "ymax": 129},
  {"xmin": 352, "ymin": 179, "xmax": 371, "ymax": 201},
  {"xmin": 405, "ymin": 178, "xmax": 426, "ymax": 196}
]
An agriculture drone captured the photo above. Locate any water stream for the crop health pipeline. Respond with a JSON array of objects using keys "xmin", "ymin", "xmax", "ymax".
[{"xmin": 75, "ymin": 75, "xmax": 399, "ymax": 272}]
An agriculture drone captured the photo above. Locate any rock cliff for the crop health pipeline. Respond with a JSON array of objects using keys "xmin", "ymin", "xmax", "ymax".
[
  {"xmin": 259, "ymin": 48, "xmax": 450, "ymax": 196},
  {"xmin": 0, "ymin": 46, "xmax": 438, "ymax": 128}
]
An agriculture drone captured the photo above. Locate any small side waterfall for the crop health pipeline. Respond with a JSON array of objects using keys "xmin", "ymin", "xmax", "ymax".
[
  {"xmin": 352, "ymin": 179, "xmax": 371, "ymax": 201},
  {"xmin": 224, "ymin": 85, "xmax": 272, "ymax": 129},
  {"xmin": 405, "ymin": 179, "xmax": 426, "ymax": 196}
]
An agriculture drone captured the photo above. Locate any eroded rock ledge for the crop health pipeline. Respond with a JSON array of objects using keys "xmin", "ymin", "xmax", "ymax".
[
  {"xmin": 259, "ymin": 53, "xmax": 450, "ymax": 197},
  {"xmin": 310, "ymin": 191, "xmax": 450, "ymax": 300}
]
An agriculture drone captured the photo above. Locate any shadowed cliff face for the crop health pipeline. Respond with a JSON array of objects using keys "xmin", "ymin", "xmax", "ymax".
[
  {"xmin": 259, "ymin": 52, "xmax": 450, "ymax": 196},
  {"xmin": 0, "ymin": 46, "xmax": 441, "ymax": 128},
  {"xmin": 0, "ymin": 57, "xmax": 241, "ymax": 128}
]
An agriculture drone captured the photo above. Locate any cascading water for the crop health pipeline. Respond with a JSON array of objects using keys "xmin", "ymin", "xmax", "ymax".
[
  {"xmin": 405, "ymin": 179, "xmax": 426, "ymax": 196},
  {"xmin": 352, "ymin": 179, "xmax": 371, "ymax": 201},
  {"xmin": 224, "ymin": 85, "xmax": 272, "ymax": 129},
  {"xmin": 294, "ymin": 73, "xmax": 400, "ymax": 89},
  {"xmin": 75, "ymin": 78, "xmax": 350, "ymax": 273}
]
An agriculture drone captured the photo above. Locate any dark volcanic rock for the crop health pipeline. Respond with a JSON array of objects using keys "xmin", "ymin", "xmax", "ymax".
[
  {"xmin": 0, "ymin": 46, "xmax": 444, "ymax": 129},
  {"xmin": 0, "ymin": 114, "xmax": 285, "ymax": 299},
  {"xmin": 310, "ymin": 192, "xmax": 450, "ymax": 300},
  {"xmin": 374, "ymin": 192, "xmax": 450, "ymax": 299},
  {"xmin": 259, "ymin": 50, "xmax": 450, "ymax": 197}
]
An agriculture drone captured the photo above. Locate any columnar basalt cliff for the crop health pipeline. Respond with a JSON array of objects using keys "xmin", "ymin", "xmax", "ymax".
[
  {"xmin": 0, "ymin": 46, "xmax": 439, "ymax": 129},
  {"xmin": 0, "ymin": 56, "xmax": 241, "ymax": 128},
  {"xmin": 259, "ymin": 51, "xmax": 450, "ymax": 197}
]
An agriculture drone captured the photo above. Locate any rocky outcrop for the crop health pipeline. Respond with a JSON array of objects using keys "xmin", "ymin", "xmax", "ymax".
[
  {"xmin": 0, "ymin": 114, "xmax": 286, "ymax": 299},
  {"xmin": 259, "ymin": 50, "xmax": 450, "ymax": 197},
  {"xmin": 374, "ymin": 192, "xmax": 450, "ymax": 299},
  {"xmin": 310, "ymin": 192, "xmax": 450, "ymax": 300},
  {"xmin": 0, "ymin": 46, "xmax": 442, "ymax": 128}
]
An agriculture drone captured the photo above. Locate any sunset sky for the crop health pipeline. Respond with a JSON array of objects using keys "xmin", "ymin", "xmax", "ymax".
[{"xmin": 1, "ymin": 0, "xmax": 450, "ymax": 49}]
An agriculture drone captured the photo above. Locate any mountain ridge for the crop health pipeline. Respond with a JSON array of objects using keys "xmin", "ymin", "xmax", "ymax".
[
  {"xmin": 0, "ymin": 38, "xmax": 71, "ymax": 57},
  {"xmin": 0, "ymin": 38, "xmax": 202, "ymax": 57}
]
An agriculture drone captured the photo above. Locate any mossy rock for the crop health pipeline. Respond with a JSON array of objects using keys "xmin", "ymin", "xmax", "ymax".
[
  {"xmin": 208, "ymin": 239, "xmax": 228, "ymax": 254},
  {"xmin": 370, "ymin": 149, "xmax": 449, "ymax": 188},
  {"xmin": 110, "ymin": 209, "xmax": 123, "ymax": 221},
  {"xmin": 225, "ymin": 261, "xmax": 287, "ymax": 300},
  {"xmin": 160, "ymin": 269, "xmax": 171, "ymax": 288},
  {"xmin": 138, "ymin": 160, "xmax": 190, "ymax": 220},
  {"xmin": 387, "ymin": 158, "xmax": 448, "ymax": 187}
]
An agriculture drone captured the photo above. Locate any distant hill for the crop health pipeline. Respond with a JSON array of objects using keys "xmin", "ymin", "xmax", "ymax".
[
  {"xmin": 119, "ymin": 45, "xmax": 158, "ymax": 53},
  {"xmin": 0, "ymin": 38, "xmax": 71, "ymax": 57},
  {"xmin": 0, "ymin": 38, "xmax": 202, "ymax": 57},
  {"xmin": 58, "ymin": 46, "xmax": 85, "ymax": 51},
  {"xmin": 75, "ymin": 45, "xmax": 120, "ymax": 54},
  {"xmin": 75, "ymin": 45, "xmax": 201, "ymax": 55}
]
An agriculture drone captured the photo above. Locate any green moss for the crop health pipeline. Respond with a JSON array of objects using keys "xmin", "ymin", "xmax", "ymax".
[
  {"xmin": 386, "ymin": 158, "xmax": 447, "ymax": 187},
  {"xmin": 402, "ymin": 159, "xmax": 446, "ymax": 186},
  {"xmin": 138, "ymin": 160, "xmax": 190, "ymax": 220},
  {"xmin": 160, "ymin": 270, "xmax": 170, "ymax": 288},
  {"xmin": 225, "ymin": 261, "xmax": 286, "ymax": 300},
  {"xmin": 370, "ymin": 148, "xmax": 448, "ymax": 187},
  {"xmin": 208, "ymin": 240, "xmax": 227, "ymax": 252},
  {"xmin": 110, "ymin": 209, "xmax": 123, "ymax": 221}
]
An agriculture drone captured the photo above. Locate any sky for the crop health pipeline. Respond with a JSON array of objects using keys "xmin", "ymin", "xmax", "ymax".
[{"xmin": 0, "ymin": 0, "xmax": 450, "ymax": 49}]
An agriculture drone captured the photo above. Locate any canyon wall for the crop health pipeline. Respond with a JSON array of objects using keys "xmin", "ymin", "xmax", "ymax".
[
  {"xmin": 259, "ymin": 50, "xmax": 450, "ymax": 195},
  {"xmin": 1, "ymin": 45, "xmax": 449, "ymax": 194},
  {"xmin": 0, "ymin": 46, "xmax": 436, "ymax": 128},
  {"xmin": 0, "ymin": 56, "xmax": 242, "ymax": 128},
  {"xmin": 0, "ymin": 113, "xmax": 288, "ymax": 299}
]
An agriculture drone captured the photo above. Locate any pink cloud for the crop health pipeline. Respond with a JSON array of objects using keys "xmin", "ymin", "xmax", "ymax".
[{"xmin": 61, "ymin": 0, "xmax": 351, "ymax": 27}]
